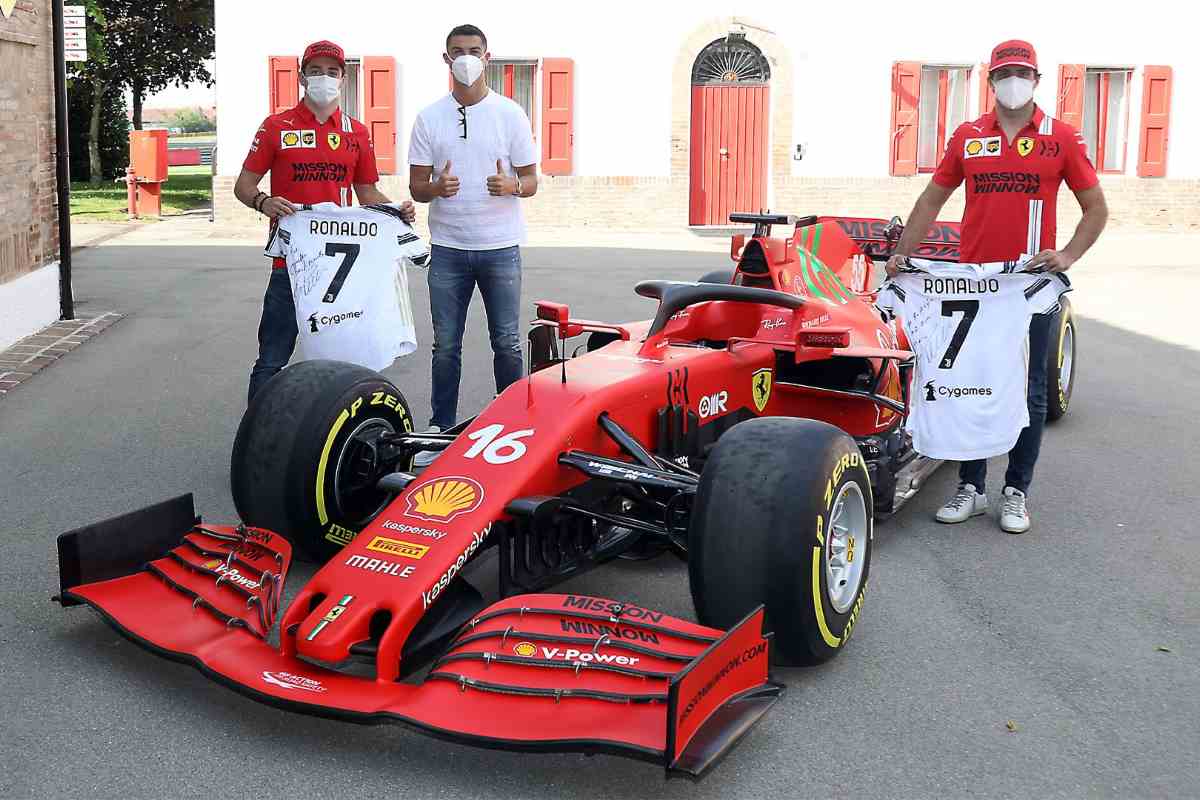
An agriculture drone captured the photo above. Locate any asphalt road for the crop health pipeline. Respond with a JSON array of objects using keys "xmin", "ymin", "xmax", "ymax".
[{"xmin": 1, "ymin": 241, "xmax": 1197, "ymax": 799}]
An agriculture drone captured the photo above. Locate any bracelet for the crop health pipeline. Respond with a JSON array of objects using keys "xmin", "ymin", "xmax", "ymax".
[
  {"xmin": 513, "ymin": 175, "xmax": 523, "ymax": 197},
  {"xmin": 253, "ymin": 192, "xmax": 267, "ymax": 212}
]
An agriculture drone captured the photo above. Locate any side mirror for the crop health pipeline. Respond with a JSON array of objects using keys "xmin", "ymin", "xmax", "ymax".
[{"xmin": 535, "ymin": 301, "xmax": 569, "ymax": 324}]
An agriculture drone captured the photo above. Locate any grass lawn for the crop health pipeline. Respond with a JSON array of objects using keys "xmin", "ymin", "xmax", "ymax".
[{"xmin": 70, "ymin": 165, "xmax": 211, "ymax": 222}]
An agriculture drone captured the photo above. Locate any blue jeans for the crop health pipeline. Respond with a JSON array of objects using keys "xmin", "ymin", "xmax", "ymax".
[
  {"xmin": 958, "ymin": 311, "xmax": 1054, "ymax": 496},
  {"xmin": 247, "ymin": 269, "xmax": 298, "ymax": 404},
  {"xmin": 427, "ymin": 244, "xmax": 524, "ymax": 429}
]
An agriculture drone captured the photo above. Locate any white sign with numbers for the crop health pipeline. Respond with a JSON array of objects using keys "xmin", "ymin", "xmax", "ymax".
[{"xmin": 63, "ymin": 6, "xmax": 87, "ymax": 61}]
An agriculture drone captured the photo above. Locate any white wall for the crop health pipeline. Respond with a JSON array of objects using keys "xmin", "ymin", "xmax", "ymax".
[
  {"xmin": 0, "ymin": 262, "xmax": 61, "ymax": 351},
  {"xmin": 215, "ymin": 0, "xmax": 1194, "ymax": 180}
]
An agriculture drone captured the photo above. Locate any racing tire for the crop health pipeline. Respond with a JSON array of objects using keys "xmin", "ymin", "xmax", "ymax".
[
  {"xmin": 231, "ymin": 359, "xmax": 415, "ymax": 563},
  {"xmin": 688, "ymin": 417, "xmax": 872, "ymax": 666},
  {"xmin": 698, "ymin": 269, "xmax": 734, "ymax": 284},
  {"xmin": 1045, "ymin": 296, "xmax": 1076, "ymax": 422}
]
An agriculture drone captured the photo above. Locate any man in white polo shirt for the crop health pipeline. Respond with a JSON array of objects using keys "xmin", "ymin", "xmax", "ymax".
[{"xmin": 408, "ymin": 23, "xmax": 538, "ymax": 443}]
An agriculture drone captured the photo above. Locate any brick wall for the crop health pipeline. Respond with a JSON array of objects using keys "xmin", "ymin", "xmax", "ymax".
[
  {"xmin": 0, "ymin": 0, "xmax": 58, "ymax": 287},
  {"xmin": 214, "ymin": 171, "xmax": 1200, "ymax": 239}
]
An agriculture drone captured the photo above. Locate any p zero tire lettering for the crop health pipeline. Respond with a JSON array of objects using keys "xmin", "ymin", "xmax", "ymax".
[{"xmin": 322, "ymin": 243, "xmax": 361, "ymax": 303}]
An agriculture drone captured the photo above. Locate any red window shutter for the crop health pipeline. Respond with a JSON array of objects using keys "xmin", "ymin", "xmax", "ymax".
[
  {"xmin": 1137, "ymin": 65, "xmax": 1172, "ymax": 177},
  {"xmin": 1057, "ymin": 64, "xmax": 1085, "ymax": 130},
  {"xmin": 978, "ymin": 63, "xmax": 994, "ymax": 115},
  {"xmin": 363, "ymin": 56, "xmax": 397, "ymax": 174},
  {"xmin": 540, "ymin": 58, "xmax": 574, "ymax": 175},
  {"xmin": 268, "ymin": 56, "xmax": 299, "ymax": 115},
  {"xmin": 890, "ymin": 61, "xmax": 921, "ymax": 176}
]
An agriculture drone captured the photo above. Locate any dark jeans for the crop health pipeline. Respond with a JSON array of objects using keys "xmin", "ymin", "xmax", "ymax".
[
  {"xmin": 427, "ymin": 244, "xmax": 524, "ymax": 429},
  {"xmin": 247, "ymin": 268, "xmax": 298, "ymax": 404},
  {"xmin": 959, "ymin": 312, "xmax": 1054, "ymax": 496}
]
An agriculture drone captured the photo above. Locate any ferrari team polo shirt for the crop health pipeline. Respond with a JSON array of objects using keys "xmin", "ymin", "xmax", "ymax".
[
  {"xmin": 932, "ymin": 106, "xmax": 1098, "ymax": 263},
  {"xmin": 243, "ymin": 101, "xmax": 380, "ymax": 268}
]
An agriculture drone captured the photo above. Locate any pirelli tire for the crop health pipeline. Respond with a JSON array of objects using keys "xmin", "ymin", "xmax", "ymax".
[
  {"xmin": 1045, "ymin": 296, "xmax": 1076, "ymax": 422},
  {"xmin": 231, "ymin": 359, "xmax": 415, "ymax": 563},
  {"xmin": 688, "ymin": 417, "xmax": 872, "ymax": 666}
]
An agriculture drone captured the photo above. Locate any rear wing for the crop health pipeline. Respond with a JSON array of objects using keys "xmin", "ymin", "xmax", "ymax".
[{"xmin": 819, "ymin": 216, "xmax": 962, "ymax": 262}]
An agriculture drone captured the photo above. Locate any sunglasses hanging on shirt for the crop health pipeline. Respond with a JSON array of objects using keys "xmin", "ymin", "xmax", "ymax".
[{"xmin": 457, "ymin": 105, "xmax": 467, "ymax": 140}]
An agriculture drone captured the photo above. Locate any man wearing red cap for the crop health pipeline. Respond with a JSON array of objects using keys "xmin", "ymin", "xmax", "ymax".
[
  {"xmin": 233, "ymin": 40, "xmax": 416, "ymax": 402},
  {"xmin": 885, "ymin": 40, "xmax": 1108, "ymax": 534}
]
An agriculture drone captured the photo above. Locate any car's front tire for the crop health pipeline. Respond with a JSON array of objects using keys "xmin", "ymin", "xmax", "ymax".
[
  {"xmin": 231, "ymin": 360, "xmax": 414, "ymax": 562},
  {"xmin": 688, "ymin": 417, "xmax": 872, "ymax": 665}
]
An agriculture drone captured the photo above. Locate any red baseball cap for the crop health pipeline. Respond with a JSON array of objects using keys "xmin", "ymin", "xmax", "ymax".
[
  {"xmin": 302, "ymin": 40, "xmax": 346, "ymax": 69},
  {"xmin": 989, "ymin": 40, "xmax": 1038, "ymax": 72}
]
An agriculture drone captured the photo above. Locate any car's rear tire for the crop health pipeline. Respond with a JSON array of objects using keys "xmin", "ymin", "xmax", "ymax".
[
  {"xmin": 688, "ymin": 417, "xmax": 872, "ymax": 666},
  {"xmin": 231, "ymin": 359, "xmax": 415, "ymax": 563},
  {"xmin": 1045, "ymin": 296, "xmax": 1076, "ymax": 422}
]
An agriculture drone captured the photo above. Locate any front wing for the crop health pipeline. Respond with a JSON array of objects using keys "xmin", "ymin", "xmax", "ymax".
[{"xmin": 55, "ymin": 494, "xmax": 782, "ymax": 777}]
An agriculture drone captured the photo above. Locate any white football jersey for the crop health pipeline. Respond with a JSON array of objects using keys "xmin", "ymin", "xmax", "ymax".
[
  {"xmin": 265, "ymin": 203, "xmax": 430, "ymax": 371},
  {"xmin": 876, "ymin": 258, "xmax": 1070, "ymax": 461}
]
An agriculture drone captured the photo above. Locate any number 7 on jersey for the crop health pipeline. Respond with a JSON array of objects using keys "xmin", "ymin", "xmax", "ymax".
[
  {"xmin": 323, "ymin": 243, "xmax": 361, "ymax": 303},
  {"xmin": 939, "ymin": 300, "xmax": 979, "ymax": 369}
]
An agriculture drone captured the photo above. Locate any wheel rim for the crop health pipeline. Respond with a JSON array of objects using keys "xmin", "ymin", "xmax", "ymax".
[
  {"xmin": 825, "ymin": 481, "xmax": 868, "ymax": 614},
  {"xmin": 332, "ymin": 418, "xmax": 396, "ymax": 524},
  {"xmin": 1059, "ymin": 322, "xmax": 1075, "ymax": 397}
]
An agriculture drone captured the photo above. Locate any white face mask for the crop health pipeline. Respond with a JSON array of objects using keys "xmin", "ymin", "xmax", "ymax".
[
  {"xmin": 451, "ymin": 54, "xmax": 484, "ymax": 87},
  {"xmin": 305, "ymin": 74, "xmax": 341, "ymax": 106},
  {"xmin": 994, "ymin": 76, "xmax": 1035, "ymax": 110}
]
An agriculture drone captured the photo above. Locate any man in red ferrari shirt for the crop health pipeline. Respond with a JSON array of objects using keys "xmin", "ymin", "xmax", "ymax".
[
  {"xmin": 233, "ymin": 40, "xmax": 415, "ymax": 402},
  {"xmin": 885, "ymin": 39, "xmax": 1108, "ymax": 534}
]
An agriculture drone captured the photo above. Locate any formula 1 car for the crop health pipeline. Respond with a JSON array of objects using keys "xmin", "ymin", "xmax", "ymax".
[{"xmin": 54, "ymin": 212, "xmax": 1075, "ymax": 776}]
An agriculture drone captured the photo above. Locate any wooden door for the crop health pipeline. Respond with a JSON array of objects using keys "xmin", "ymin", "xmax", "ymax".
[{"xmin": 689, "ymin": 84, "xmax": 768, "ymax": 226}]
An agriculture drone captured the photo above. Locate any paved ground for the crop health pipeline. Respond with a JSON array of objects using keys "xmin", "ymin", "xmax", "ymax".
[{"xmin": 1, "ymin": 228, "xmax": 1197, "ymax": 799}]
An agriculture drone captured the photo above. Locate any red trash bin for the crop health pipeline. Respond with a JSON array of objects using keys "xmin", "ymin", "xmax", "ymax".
[{"xmin": 127, "ymin": 130, "xmax": 168, "ymax": 218}]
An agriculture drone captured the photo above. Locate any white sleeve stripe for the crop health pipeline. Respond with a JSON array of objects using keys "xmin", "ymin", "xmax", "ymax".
[
  {"xmin": 1026, "ymin": 198, "xmax": 1043, "ymax": 254},
  {"xmin": 1039, "ymin": 114, "xmax": 1053, "ymax": 136}
]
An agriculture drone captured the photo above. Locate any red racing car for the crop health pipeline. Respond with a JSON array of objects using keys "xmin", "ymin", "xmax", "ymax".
[{"xmin": 54, "ymin": 212, "xmax": 1076, "ymax": 776}]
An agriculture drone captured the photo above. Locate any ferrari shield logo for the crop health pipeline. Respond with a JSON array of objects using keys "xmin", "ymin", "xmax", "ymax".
[
  {"xmin": 751, "ymin": 368, "xmax": 773, "ymax": 413},
  {"xmin": 327, "ymin": 132, "xmax": 341, "ymax": 150},
  {"xmin": 1016, "ymin": 137, "xmax": 1035, "ymax": 157}
]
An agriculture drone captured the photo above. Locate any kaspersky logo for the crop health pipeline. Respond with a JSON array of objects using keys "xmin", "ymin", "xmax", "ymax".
[{"xmin": 308, "ymin": 310, "xmax": 364, "ymax": 333}]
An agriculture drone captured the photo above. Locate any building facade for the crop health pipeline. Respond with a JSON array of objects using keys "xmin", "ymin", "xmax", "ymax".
[
  {"xmin": 0, "ymin": 0, "xmax": 61, "ymax": 350},
  {"xmin": 213, "ymin": 0, "xmax": 1195, "ymax": 236}
]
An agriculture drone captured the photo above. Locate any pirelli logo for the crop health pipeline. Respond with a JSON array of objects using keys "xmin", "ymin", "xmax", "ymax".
[{"xmin": 365, "ymin": 536, "xmax": 429, "ymax": 560}]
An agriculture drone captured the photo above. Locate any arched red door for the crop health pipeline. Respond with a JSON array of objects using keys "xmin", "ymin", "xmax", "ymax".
[{"xmin": 689, "ymin": 36, "xmax": 771, "ymax": 226}]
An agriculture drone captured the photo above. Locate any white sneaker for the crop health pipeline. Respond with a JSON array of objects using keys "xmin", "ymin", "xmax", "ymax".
[
  {"xmin": 999, "ymin": 486, "xmax": 1031, "ymax": 534},
  {"xmin": 411, "ymin": 425, "xmax": 443, "ymax": 470},
  {"xmin": 935, "ymin": 484, "xmax": 988, "ymax": 524}
]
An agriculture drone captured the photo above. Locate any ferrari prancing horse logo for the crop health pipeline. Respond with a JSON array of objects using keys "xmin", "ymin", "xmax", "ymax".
[
  {"xmin": 327, "ymin": 132, "xmax": 341, "ymax": 150},
  {"xmin": 752, "ymin": 368, "xmax": 773, "ymax": 413},
  {"xmin": 1016, "ymin": 137, "xmax": 1035, "ymax": 157}
]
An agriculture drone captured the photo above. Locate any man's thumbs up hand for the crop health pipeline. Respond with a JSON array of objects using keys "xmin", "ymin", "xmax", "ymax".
[
  {"xmin": 487, "ymin": 158, "xmax": 517, "ymax": 197},
  {"xmin": 435, "ymin": 161, "xmax": 459, "ymax": 198}
]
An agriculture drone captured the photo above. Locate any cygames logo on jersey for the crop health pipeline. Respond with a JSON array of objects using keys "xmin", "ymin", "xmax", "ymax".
[
  {"xmin": 925, "ymin": 380, "xmax": 993, "ymax": 401},
  {"xmin": 308, "ymin": 310, "xmax": 364, "ymax": 333}
]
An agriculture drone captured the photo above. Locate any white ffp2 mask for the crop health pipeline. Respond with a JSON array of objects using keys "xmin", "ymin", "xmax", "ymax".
[
  {"xmin": 451, "ymin": 55, "xmax": 484, "ymax": 86},
  {"xmin": 994, "ymin": 76, "xmax": 1035, "ymax": 110},
  {"xmin": 305, "ymin": 75, "xmax": 341, "ymax": 106}
]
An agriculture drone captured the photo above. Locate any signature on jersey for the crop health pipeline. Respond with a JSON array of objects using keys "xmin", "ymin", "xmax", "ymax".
[{"xmin": 290, "ymin": 252, "xmax": 326, "ymax": 298}]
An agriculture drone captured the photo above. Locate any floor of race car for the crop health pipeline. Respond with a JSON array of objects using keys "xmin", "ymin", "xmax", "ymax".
[{"xmin": 3, "ymin": 241, "xmax": 1198, "ymax": 799}]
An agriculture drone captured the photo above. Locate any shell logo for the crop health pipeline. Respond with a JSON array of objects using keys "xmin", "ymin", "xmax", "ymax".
[
  {"xmin": 513, "ymin": 641, "xmax": 537, "ymax": 657},
  {"xmin": 203, "ymin": 559, "xmax": 221, "ymax": 570},
  {"xmin": 282, "ymin": 131, "xmax": 299, "ymax": 147},
  {"xmin": 404, "ymin": 476, "xmax": 484, "ymax": 522}
]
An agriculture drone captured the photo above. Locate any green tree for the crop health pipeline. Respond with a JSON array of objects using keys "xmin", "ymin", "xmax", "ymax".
[
  {"xmin": 168, "ymin": 107, "xmax": 216, "ymax": 134},
  {"xmin": 67, "ymin": 0, "xmax": 214, "ymax": 184},
  {"xmin": 67, "ymin": 79, "xmax": 129, "ymax": 181}
]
